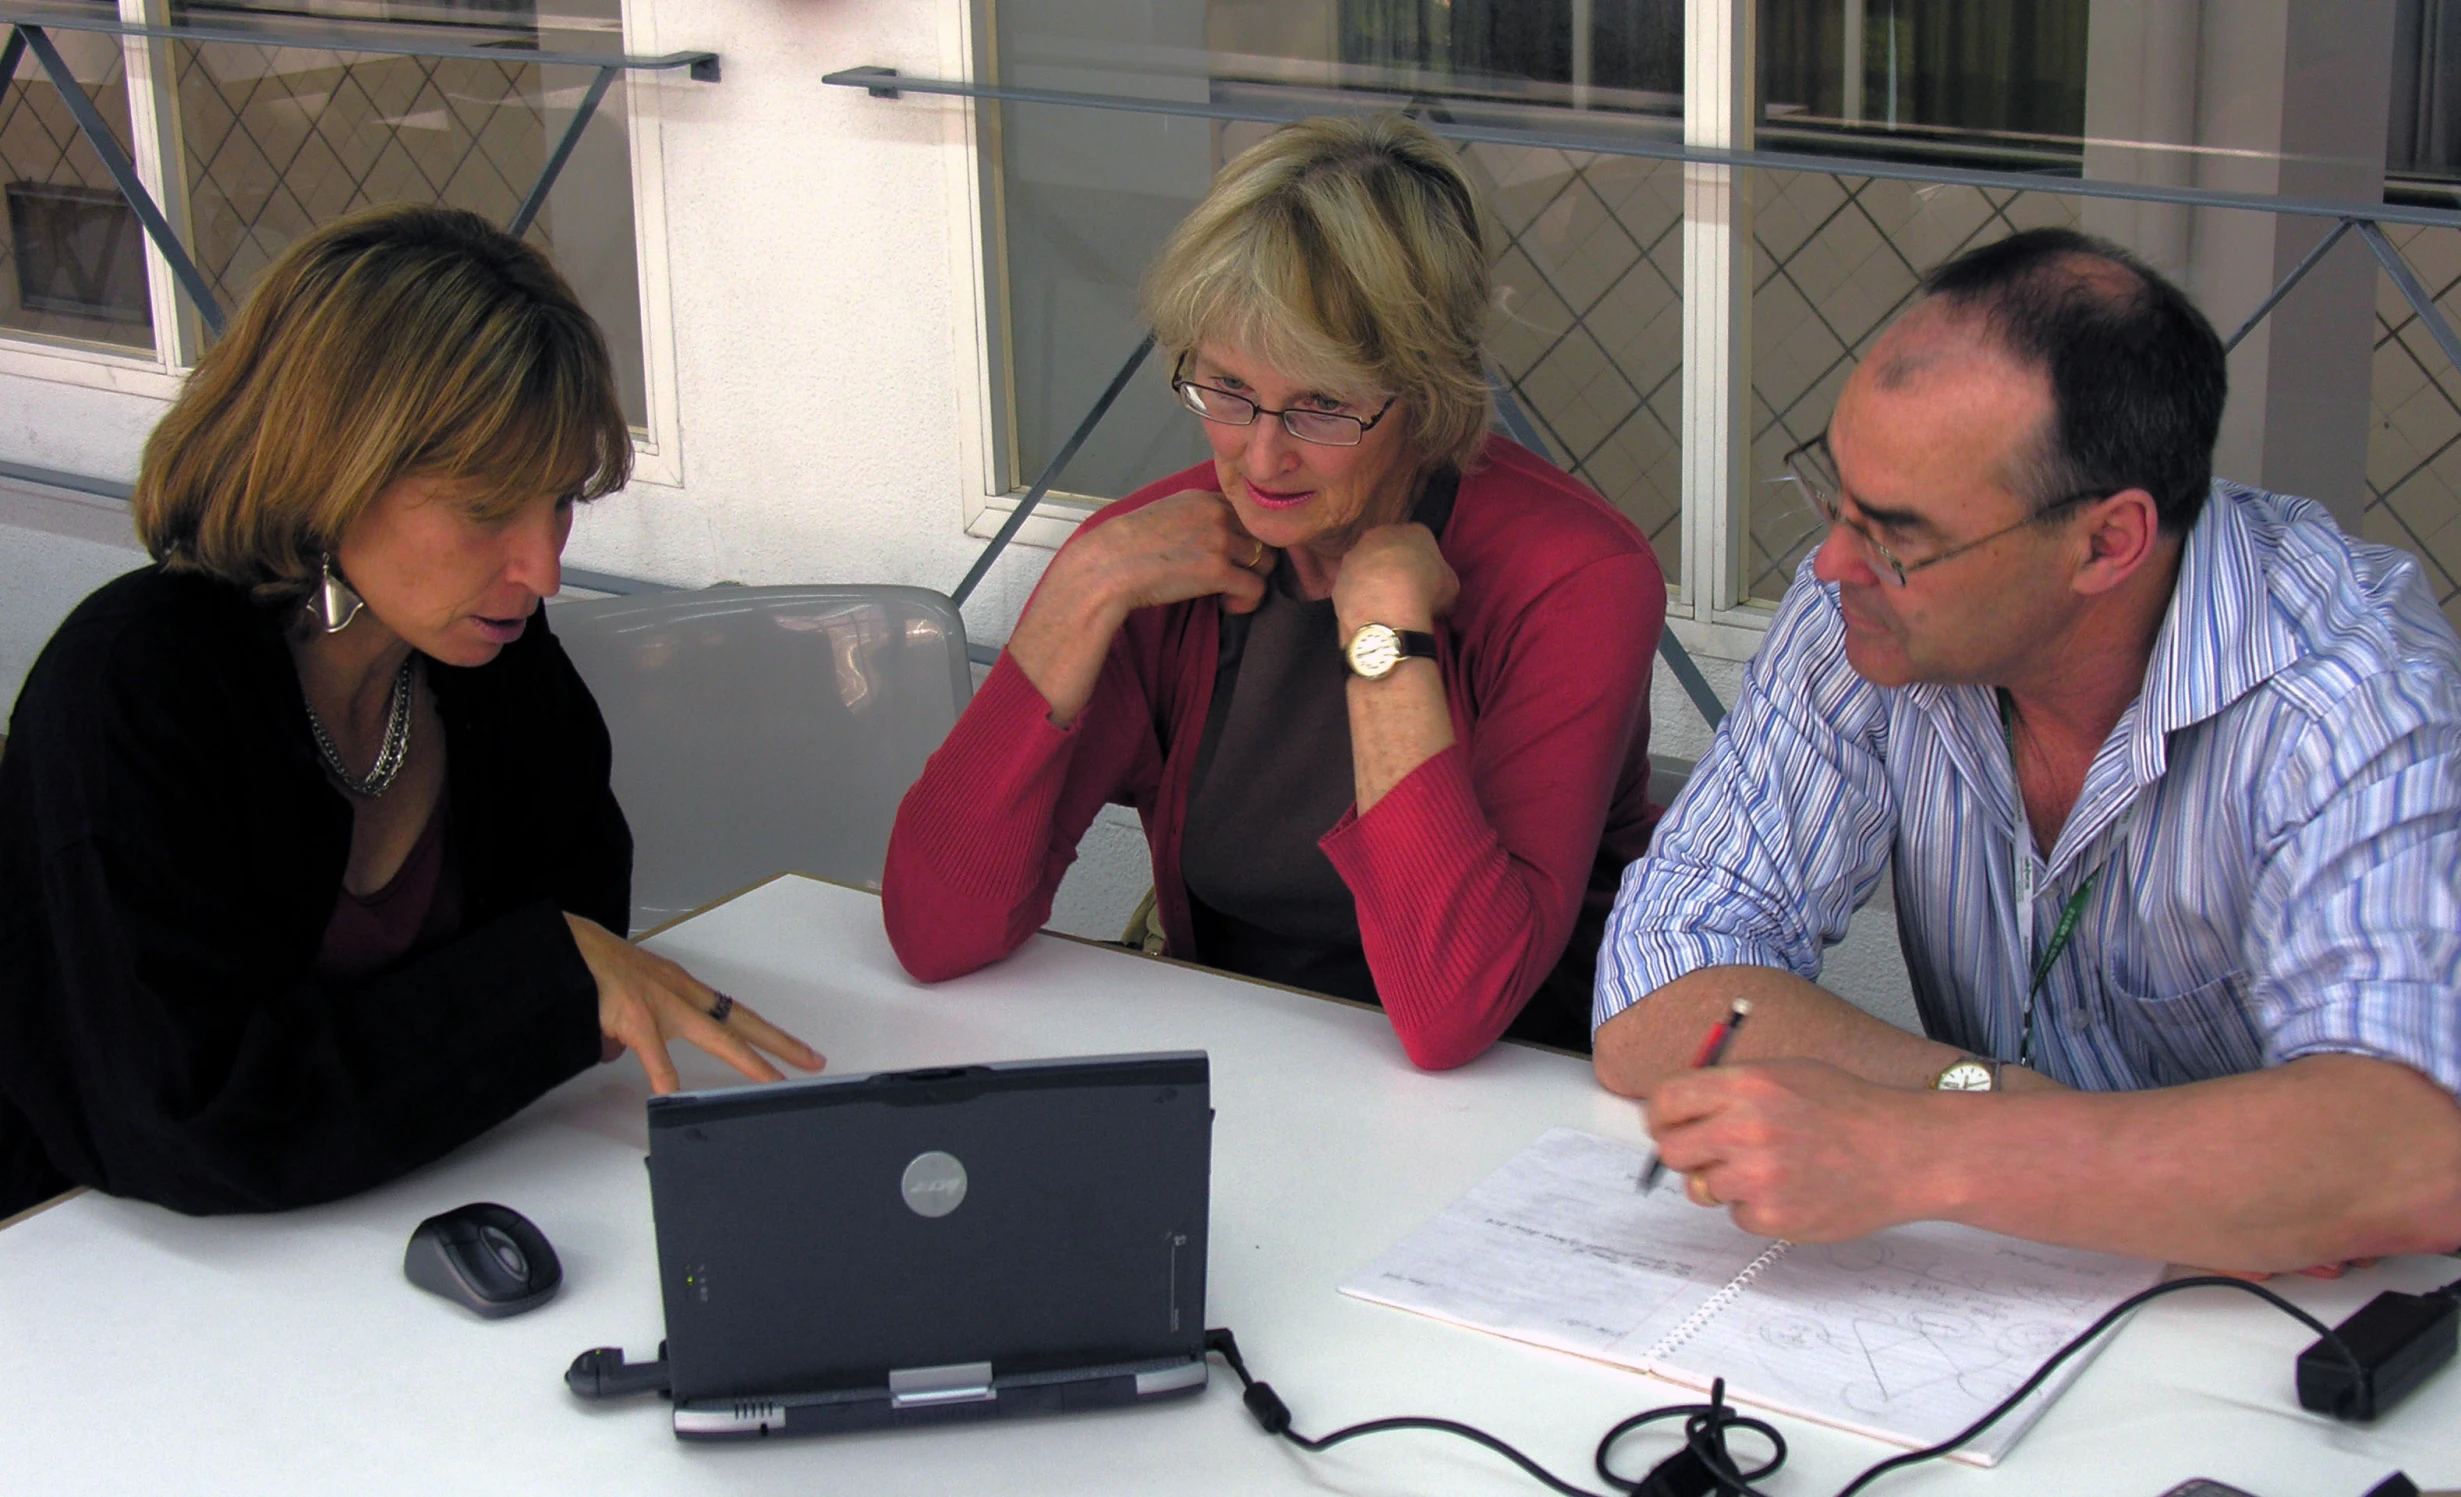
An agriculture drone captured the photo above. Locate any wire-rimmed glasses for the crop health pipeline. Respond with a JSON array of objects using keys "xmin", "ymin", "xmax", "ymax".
[
  {"xmin": 1778, "ymin": 434, "xmax": 2107, "ymax": 588},
  {"xmin": 1170, "ymin": 354, "xmax": 1398, "ymax": 448}
]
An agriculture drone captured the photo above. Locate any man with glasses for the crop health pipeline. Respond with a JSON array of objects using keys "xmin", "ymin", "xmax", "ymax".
[{"xmin": 1595, "ymin": 228, "xmax": 2461, "ymax": 1270}]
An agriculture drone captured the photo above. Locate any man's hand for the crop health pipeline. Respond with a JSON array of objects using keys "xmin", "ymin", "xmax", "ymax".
[{"xmin": 1646, "ymin": 1059, "xmax": 1953, "ymax": 1241}]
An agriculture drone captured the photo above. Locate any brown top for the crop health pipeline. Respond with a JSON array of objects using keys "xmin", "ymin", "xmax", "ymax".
[
  {"xmin": 1178, "ymin": 473, "xmax": 1460, "ymax": 1004},
  {"xmin": 312, "ymin": 791, "xmax": 463, "ymax": 981}
]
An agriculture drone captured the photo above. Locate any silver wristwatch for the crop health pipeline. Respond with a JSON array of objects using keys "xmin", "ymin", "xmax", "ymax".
[
  {"xmin": 1343, "ymin": 622, "xmax": 1437, "ymax": 681},
  {"xmin": 1932, "ymin": 1055, "xmax": 2005, "ymax": 1092}
]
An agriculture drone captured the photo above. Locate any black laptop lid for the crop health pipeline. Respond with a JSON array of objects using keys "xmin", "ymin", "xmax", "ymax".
[{"xmin": 646, "ymin": 1052, "xmax": 1211, "ymax": 1404}]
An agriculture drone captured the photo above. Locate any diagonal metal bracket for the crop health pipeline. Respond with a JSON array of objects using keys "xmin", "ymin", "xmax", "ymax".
[
  {"xmin": 14, "ymin": 23, "xmax": 226, "ymax": 333},
  {"xmin": 952, "ymin": 332, "xmax": 1155, "ymax": 609},
  {"xmin": 0, "ymin": 27, "xmax": 25, "ymax": 104},
  {"xmin": 2357, "ymin": 219, "xmax": 2461, "ymax": 382},
  {"xmin": 2224, "ymin": 217, "xmax": 2357, "ymax": 354},
  {"xmin": 508, "ymin": 64, "xmax": 618, "ymax": 240}
]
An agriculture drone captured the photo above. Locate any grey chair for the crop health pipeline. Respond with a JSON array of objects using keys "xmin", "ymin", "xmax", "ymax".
[{"xmin": 552, "ymin": 585, "xmax": 972, "ymax": 933}]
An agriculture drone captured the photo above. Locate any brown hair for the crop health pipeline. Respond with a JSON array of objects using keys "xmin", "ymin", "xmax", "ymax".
[
  {"xmin": 1142, "ymin": 114, "xmax": 1495, "ymax": 473},
  {"xmin": 133, "ymin": 204, "xmax": 631, "ymax": 600}
]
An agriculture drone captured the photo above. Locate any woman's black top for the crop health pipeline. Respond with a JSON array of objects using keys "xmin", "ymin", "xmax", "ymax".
[{"xmin": 0, "ymin": 567, "xmax": 629, "ymax": 1219}]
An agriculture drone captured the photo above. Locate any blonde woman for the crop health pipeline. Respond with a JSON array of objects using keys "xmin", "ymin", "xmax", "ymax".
[
  {"xmin": 0, "ymin": 206, "xmax": 818, "ymax": 1218},
  {"xmin": 884, "ymin": 116, "xmax": 1666, "ymax": 1067}
]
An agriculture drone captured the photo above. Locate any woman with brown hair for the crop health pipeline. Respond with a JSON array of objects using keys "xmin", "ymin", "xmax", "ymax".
[{"xmin": 0, "ymin": 205, "xmax": 818, "ymax": 1219}]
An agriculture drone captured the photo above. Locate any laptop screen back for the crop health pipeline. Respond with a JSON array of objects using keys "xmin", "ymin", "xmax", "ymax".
[{"xmin": 646, "ymin": 1052, "xmax": 1211, "ymax": 1404}]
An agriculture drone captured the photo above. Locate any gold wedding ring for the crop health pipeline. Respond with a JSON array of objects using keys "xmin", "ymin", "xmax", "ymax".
[{"xmin": 1249, "ymin": 538, "xmax": 1267, "ymax": 569}]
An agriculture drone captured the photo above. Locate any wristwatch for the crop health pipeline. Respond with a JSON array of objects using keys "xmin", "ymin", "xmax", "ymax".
[
  {"xmin": 1932, "ymin": 1055, "xmax": 2005, "ymax": 1092},
  {"xmin": 1343, "ymin": 622, "xmax": 1437, "ymax": 681}
]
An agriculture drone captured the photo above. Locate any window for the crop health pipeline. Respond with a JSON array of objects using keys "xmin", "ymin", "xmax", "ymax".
[
  {"xmin": 2, "ymin": 0, "xmax": 662, "ymax": 447},
  {"xmin": 1, "ymin": 15, "xmax": 152, "ymax": 350},
  {"xmin": 967, "ymin": 0, "xmax": 2461, "ymax": 638}
]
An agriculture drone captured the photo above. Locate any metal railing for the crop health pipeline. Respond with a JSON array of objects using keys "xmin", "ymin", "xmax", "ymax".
[
  {"xmin": 833, "ymin": 63, "xmax": 2461, "ymax": 726},
  {"xmin": 0, "ymin": 2, "xmax": 718, "ymax": 334}
]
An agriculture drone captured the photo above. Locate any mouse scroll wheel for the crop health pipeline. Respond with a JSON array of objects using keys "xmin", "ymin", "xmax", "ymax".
[{"xmin": 479, "ymin": 1224, "xmax": 529, "ymax": 1279}]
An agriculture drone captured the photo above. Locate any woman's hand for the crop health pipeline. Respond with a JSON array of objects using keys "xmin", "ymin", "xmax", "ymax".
[
  {"xmin": 1333, "ymin": 522, "xmax": 1459, "ymax": 637},
  {"xmin": 565, "ymin": 913, "xmax": 826, "ymax": 1094},
  {"xmin": 1008, "ymin": 489, "xmax": 1274, "ymax": 725}
]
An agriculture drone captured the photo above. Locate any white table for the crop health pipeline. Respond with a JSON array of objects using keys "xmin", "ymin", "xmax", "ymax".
[{"xmin": 4, "ymin": 875, "xmax": 2455, "ymax": 1496}]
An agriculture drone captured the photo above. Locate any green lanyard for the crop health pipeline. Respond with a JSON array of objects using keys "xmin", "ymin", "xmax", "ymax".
[{"xmin": 2001, "ymin": 691, "xmax": 2106, "ymax": 1069}]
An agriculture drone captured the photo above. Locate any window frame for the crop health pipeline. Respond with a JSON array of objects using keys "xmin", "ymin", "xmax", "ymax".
[
  {"xmin": 947, "ymin": 0, "xmax": 1781, "ymax": 648},
  {"xmin": 0, "ymin": 0, "xmax": 687, "ymax": 487}
]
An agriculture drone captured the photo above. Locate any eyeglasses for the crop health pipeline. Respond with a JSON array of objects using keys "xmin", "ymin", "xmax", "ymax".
[
  {"xmin": 1778, "ymin": 434, "xmax": 2106, "ymax": 588},
  {"xmin": 1170, "ymin": 354, "xmax": 1398, "ymax": 448}
]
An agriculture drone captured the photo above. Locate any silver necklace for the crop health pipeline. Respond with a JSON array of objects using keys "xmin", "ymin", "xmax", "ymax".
[{"xmin": 305, "ymin": 655, "xmax": 417, "ymax": 798}]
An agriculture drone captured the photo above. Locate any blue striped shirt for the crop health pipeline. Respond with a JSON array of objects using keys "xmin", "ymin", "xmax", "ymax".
[{"xmin": 1598, "ymin": 483, "xmax": 2461, "ymax": 1096}]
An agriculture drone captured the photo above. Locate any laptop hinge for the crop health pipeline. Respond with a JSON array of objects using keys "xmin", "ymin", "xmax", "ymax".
[{"xmin": 888, "ymin": 1361, "xmax": 996, "ymax": 1409}]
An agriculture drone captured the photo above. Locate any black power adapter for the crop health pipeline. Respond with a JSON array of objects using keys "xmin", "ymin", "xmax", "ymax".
[{"xmin": 2296, "ymin": 1277, "xmax": 2461, "ymax": 1421}]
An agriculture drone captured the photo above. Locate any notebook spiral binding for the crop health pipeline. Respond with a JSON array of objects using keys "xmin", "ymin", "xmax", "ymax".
[{"xmin": 1641, "ymin": 1240, "xmax": 1794, "ymax": 1363}]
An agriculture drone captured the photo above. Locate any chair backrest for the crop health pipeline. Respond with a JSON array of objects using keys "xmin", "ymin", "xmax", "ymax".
[{"xmin": 551, "ymin": 585, "xmax": 972, "ymax": 933}]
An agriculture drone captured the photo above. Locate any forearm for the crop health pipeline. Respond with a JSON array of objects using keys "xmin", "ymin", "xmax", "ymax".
[
  {"xmin": 1327, "ymin": 748, "xmax": 1558, "ymax": 1068},
  {"xmin": 67, "ymin": 902, "xmax": 600, "ymax": 1215},
  {"xmin": 1347, "ymin": 660, "xmax": 1454, "ymax": 810},
  {"xmin": 1595, "ymin": 965, "xmax": 1989, "ymax": 1096},
  {"xmin": 1915, "ymin": 1054, "xmax": 2461, "ymax": 1269},
  {"xmin": 1004, "ymin": 564, "xmax": 1127, "ymax": 728},
  {"xmin": 881, "ymin": 657, "xmax": 1094, "ymax": 980}
]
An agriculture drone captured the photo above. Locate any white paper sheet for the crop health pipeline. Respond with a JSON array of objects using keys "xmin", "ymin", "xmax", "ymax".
[{"xmin": 1340, "ymin": 1128, "xmax": 2164, "ymax": 1466}]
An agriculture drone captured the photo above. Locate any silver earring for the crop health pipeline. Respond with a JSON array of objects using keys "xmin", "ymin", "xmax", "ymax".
[{"xmin": 313, "ymin": 553, "xmax": 364, "ymax": 634}]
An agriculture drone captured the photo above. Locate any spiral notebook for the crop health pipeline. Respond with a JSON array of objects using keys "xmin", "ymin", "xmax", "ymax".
[{"xmin": 1338, "ymin": 1128, "xmax": 2163, "ymax": 1466}]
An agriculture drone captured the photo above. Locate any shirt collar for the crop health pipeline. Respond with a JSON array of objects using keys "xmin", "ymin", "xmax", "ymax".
[
  {"xmin": 2124, "ymin": 481, "xmax": 2299, "ymax": 783},
  {"xmin": 1894, "ymin": 481, "xmax": 2299, "ymax": 870}
]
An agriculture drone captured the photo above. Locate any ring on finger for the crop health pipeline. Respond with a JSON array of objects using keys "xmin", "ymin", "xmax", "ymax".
[
  {"xmin": 707, "ymin": 991, "xmax": 736, "ymax": 1024},
  {"xmin": 1686, "ymin": 1171, "xmax": 1721, "ymax": 1208},
  {"xmin": 1248, "ymin": 538, "xmax": 1267, "ymax": 569}
]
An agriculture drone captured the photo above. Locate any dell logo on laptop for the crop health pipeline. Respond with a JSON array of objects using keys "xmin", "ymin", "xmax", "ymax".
[{"xmin": 900, "ymin": 1151, "xmax": 968, "ymax": 1218}]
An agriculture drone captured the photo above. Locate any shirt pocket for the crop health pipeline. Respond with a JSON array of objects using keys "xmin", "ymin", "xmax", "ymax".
[{"xmin": 2095, "ymin": 960, "xmax": 2266, "ymax": 1088}]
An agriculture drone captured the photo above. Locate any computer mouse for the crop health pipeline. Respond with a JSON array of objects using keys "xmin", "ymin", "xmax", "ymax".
[{"xmin": 403, "ymin": 1202, "xmax": 562, "ymax": 1319}]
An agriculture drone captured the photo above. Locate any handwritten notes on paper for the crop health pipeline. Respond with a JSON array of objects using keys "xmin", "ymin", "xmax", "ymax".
[{"xmin": 1339, "ymin": 1128, "xmax": 2163, "ymax": 1465}]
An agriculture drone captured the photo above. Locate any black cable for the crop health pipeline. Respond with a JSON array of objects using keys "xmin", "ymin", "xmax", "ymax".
[
  {"xmin": 1828, "ymin": 1276, "xmax": 2357, "ymax": 1497},
  {"xmin": 1205, "ymin": 1275, "xmax": 2367, "ymax": 1497}
]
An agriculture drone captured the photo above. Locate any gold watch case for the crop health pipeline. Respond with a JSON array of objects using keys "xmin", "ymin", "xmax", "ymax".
[
  {"xmin": 1343, "ymin": 622, "xmax": 1433, "ymax": 680},
  {"xmin": 1934, "ymin": 1058, "xmax": 1999, "ymax": 1092}
]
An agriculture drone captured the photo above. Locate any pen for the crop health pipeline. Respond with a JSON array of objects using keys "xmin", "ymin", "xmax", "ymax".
[{"xmin": 1637, "ymin": 998, "xmax": 1753, "ymax": 1194}]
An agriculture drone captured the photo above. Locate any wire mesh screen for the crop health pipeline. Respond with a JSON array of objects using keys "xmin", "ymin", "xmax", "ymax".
[
  {"xmin": 1744, "ymin": 170, "xmax": 2081, "ymax": 605},
  {"xmin": 2367, "ymin": 224, "xmax": 2461, "ymax": 637},
  {"xmin": 1478, "ymin": 143, "xmax": 1685, "ymax": 588},
  {"xmin": 170, "ymin": 38, "xmax": 645, "ymax": 423}
]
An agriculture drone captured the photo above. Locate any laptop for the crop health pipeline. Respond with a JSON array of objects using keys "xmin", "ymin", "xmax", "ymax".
[{"xmin": 644, "ymin": 1051, "xmax": 1213, "ymax": 1439}]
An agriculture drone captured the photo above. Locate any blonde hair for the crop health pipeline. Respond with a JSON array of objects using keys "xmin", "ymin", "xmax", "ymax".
[
  {"xmin": 134, "ymin": 204, "xmax": 631, "ymax": 601},
  {"xmin": 1142, "ymin": 114, "xmax": 1494, "ymax": 473}
]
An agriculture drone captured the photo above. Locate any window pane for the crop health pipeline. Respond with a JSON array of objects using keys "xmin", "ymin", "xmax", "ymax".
[
  {"xmin": 988, "ymin": 1, "xmax": 1686, "ymax": 587},
  {"xmin": 2367, "ymin": 223, "xmax": 2461, "ymax": 638},
  {"xmin": 170, "ymin": 1, "xmax": 648, "ymax": 425},
  {"xmin": 1743, "ymin": 172, "xmax": 2082, "ymax": 605},
  {"xmin": 2387, "ymin": 0, "xmax": 2461, "ymax": 205},
  {"xmin": 1, "ymin": 15, "xmax": 157, "ymax": 352},
  {"xmin": 1484, "ymin": 145, "xmax": 1684, "ymax": 577}
]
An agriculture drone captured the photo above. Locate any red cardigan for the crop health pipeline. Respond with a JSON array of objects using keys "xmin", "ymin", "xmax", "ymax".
[{"xmin": 883, "ymin": 435, "xmax": 1666, "ymax": 1069}]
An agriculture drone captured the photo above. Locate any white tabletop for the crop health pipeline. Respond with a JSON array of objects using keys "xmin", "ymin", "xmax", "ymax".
[{"xmin": 4, "ymin": 874, "xmax": 2455, "ymax": 1497}]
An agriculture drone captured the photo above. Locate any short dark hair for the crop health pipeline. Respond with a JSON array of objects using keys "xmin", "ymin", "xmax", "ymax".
[{"xmin": 1915, "ymin": 227, "xmax": 2226, "ymax": 535}]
